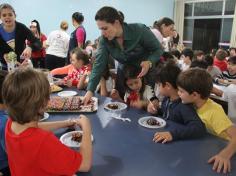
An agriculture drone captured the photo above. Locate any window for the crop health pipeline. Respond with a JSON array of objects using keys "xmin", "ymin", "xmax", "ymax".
[
  {"xmin": 224, "ymin": 0, "xmax": 236, "ymax": 15},
  {"xmin": 184, "ymin": 3, "xmax": 193, "ymax": 16},
  {"xmin": 220, "ymin": 18, "xmax": 233, "ymax": 43},
  {"xmin": 194, "ymin": 1, "xmax": 223, "ymax": 16},
  {"xmin": 183, "ymin": 19, "xmax": 194, "ymax": 48}
]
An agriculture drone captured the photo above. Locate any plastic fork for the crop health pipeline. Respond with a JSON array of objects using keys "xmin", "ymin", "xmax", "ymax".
[{"xmin": 113, "ymin": 116, "xmax": 131, "ymax": 122}]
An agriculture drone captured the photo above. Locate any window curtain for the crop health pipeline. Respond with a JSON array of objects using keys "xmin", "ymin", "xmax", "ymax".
[
  {"xmin": 230, "ymin": 3, "xmax": 236, "ymax": 47},
  {"xmin": 173, "ymin": 0, "xmax": 185, "ymax": 44}
]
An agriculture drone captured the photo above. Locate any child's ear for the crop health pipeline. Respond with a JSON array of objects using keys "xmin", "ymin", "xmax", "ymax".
[{"xmin": 192, "ymin": 91, "xmax": 200, "ymax": 98}]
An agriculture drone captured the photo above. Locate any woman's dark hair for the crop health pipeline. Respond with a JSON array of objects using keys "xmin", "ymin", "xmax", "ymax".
[
  {"xmin": 31, "ymin": 19, "xmax": 41, "ymax": 35},
  {"xmin": 95, "ymin": 6, "xmax": 124, "ymax": 24},
  {"xmin": 153, "ymin": 17, "xmax": 174, "ymax": 30},
  {"xmin": 123, "ymin": 65, "xmax": 145, "ymax": 94},
  {"xmin": 71, "ymin": 47, "xmax": 90, "ymax": 65},
  {"xmin": 72, "ymin": 12, "xmax": 84, "ymax": 24}
]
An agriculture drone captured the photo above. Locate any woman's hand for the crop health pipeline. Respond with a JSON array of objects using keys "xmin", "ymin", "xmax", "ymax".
[
  {"xmin": 83, "ymin": 91, "xmax": 93, "ymax": 105},
  {"xmin": 21, "ymin": 47, "xmax": 32, "ymax": 59},
  {"xmin": 137, "ymin": 61, "xmax": 151, "ymax": 78}
]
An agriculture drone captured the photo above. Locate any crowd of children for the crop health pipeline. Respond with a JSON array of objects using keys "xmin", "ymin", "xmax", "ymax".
[{"xmin": 1, "ymin": 2, "xmax": 236, "ymax": 176}]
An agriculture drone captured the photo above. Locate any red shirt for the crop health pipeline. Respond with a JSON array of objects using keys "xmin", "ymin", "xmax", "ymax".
[
  {"xmin": 5, "ymin": 119, "xmax": 82, "ymax": 176},
  {"xmin": 64, "ymin": 65, "xmax": 91, "ymax": 86},
  {"xmin": 213, "ymin": 58, "xmax": 227, "ymax": 71}
]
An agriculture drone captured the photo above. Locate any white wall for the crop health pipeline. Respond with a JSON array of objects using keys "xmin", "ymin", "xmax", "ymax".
[{"xmin": 1, "ymin": 0, "xmax": 174, "ymax": 41}]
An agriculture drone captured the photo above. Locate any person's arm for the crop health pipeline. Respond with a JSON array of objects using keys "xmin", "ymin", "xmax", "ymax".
[
  {"xmin": 38, "ymin": 119, "xmax": 76, "ymax": 131},
  {"xmin": 169, "ymin": 104, "xmax": 206, "ymax": 140},
  {"xmin": 208, "ymin": 126, "xmax": 236, "ymax": 174},
  {"xmin": 76, "ymin": 28, "xmax": 85, "ymax": 48},
  {"xmin": 77, "ymin": 73, "xmax": 89, "ymax": 90},
  {"xmin": 141, "ymin": 25, "xmax": 163, "ymax": 65},
  {"xmin": 51, "ymin": 64, "xmax": 72, "ymax": 76},
  {"xmin": 99, "ymin": 77, "xmax": 109, "ymax": 97},
  {"xmin": 77, "ymin": 115, "xmax": 92, "ymax": 172},
  {"xmin": 87, "ymin": 38, "xmax": 109, "ymax": 92},
  {"xmin": 41, "ymin": 34, "xmax": 47, "ymax": 49},
  {"xmin": 138, "ymin": 25, "xmax": 163, "ymax": 77},
  {"xmin": 21, "ymin": 22, "xmax": 42, "ymax": 52}
]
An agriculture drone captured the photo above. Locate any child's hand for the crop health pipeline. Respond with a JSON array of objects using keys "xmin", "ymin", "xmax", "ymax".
[
  {"xmin": 67, "ymin": 115, "xmax": 91, "ymax": 130},
  {"xmin": 147, "ymin": 99, "xmax": 159, "ymax": 114},
  {"xmin": 65, "ymin": 79, "xmax": 73, "ymax": 87},
  {"xmin": 110, "ymin": 89, "xmax": 120, "ymax": 100},
  {"xmin": 130, "ymin": 100, "xmax": 144, "ymax": 109},
  {"xmin": 208, "ymin": 152, "xmax": 231, "ymax": 174},
  {"xmin": 153, "ymin": 132, "xmax": 173, "ymax": 144}
]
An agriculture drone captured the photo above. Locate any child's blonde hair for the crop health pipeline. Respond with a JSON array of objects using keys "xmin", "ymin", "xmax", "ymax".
[{"xmin": 2, "ymin": 68, "xmax": 50, "ymax": 124}]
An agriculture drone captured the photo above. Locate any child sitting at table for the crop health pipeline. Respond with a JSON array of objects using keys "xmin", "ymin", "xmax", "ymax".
[
  {"xmin": 152, "ymin": 62, "xmax": 206, "ymax": 143},
  {"xmin": 213, "ymin": 49, "xmax": 228, "ymax": 72},
  {"xmin": 123, "ymin": 65, "xmax": 156, "ymax": 110},
  {"xmin": 177, "ymin": 68, "xmax": 236, "ymax": 174},
  {"xmin": 51, "ymin": 47, "xmax": 91, "ymax": 89},
  {"xmin": 215, "ymin": 56, "xmax": 236, "ymax": 85},
  {"xmin": 112, "ymin": 65, "xmax": 155, "ymax": 110},
  {"xmin": 179, "ymin": 48, "xmax": 194, "ymax": 71},
  {"xmin": 2, "ymin": 68, "xmax": 92, "ymax": 175}
]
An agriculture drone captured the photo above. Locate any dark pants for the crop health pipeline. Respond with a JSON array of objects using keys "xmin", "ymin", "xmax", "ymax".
[
  {"xmin": 0, "ymin": 166, "xmax": 11, "ymax": 176},
  {"xmin": 115, "ymin": 63, "xmax": 156, "ymax": 99},
  {"xmin": 45, "ymin": 54, "xmax": 66, "ymax": 71},
  {"xmin": 31, "ymin": 57, "xmax": 45, "ymax": 68}
]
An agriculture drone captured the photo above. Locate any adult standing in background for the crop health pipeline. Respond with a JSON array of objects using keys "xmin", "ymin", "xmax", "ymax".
[
  {"xmin": 0, "ymin": 3, "xmax": 41, "ymax": 70},
  {"xmin": 83, "ymin": 6, "xmax": 163, "ymax": 104},
  {"xmin": 45, "ymin": 21, "xmax": 70, "ymax": 70},
  {"xmin": 67, "ymin": 12, "xmax": 86, "ymax": 63},
  {"xmin": 29, "ymin": 19, "xmax": 47, "ymax": 68}
]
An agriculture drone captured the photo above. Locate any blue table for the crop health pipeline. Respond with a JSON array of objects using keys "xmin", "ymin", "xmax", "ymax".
[{"xmin": 49, "ymin": 90, "xmax": 236, "ymax": 176}]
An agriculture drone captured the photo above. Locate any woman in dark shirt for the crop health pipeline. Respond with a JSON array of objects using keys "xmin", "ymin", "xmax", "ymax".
[
  {"xmin": 0, "ymin": 3, "xmax": 41, "ymax": 69},
  {"xmin": 83, "ymin": 6, "xmax": 163, "ymax": 104}
]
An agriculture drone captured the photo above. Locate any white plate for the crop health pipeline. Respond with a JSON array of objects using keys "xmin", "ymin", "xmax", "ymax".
[
  {"xmin": 40, "ymin": 112, "xmax": 49, "ymax": 122},
  {"xmin": 57, "ymin": 91, "xmax": 77, "ymax": 97},
  {"xmin": 104, "ymin": 102, "xmax": 127, "ymax": 112},
  {"xmin": 60, "ymin": 131, "xmax": 94, "ymax": 148},
  {"xmin": 138, "ymin": 116, "xmax": 166, "ymax": 129}
]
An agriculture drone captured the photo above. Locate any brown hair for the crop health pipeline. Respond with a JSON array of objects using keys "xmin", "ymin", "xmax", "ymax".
[
  {"xmin": 177, "ymin": 68, "xmax": 213, "ymax": 99},
  {"xmin": 0, "ymin": 3, "xmax": 16, "ymax": 16},
  {"xmin": 215, "ymin": 49, "xmax": 227, "ymax": 61},
  {"xmin": 2, "ymin": 68, "xmax": 50, "ymax": 124},
  {"xmin": 71, "ymin": 47, "xmax": 90, "ymax": 65},
  {"xmin": 95, "ymin": 6, "xmax": 124, "ymax": 24},
  {"xmin": 60, "ymin": 20, "xmax": 68, "ymax": 31},
  {"xmin": 228, "ymin": 56, "xmax": 236, "ymax": 65}
]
